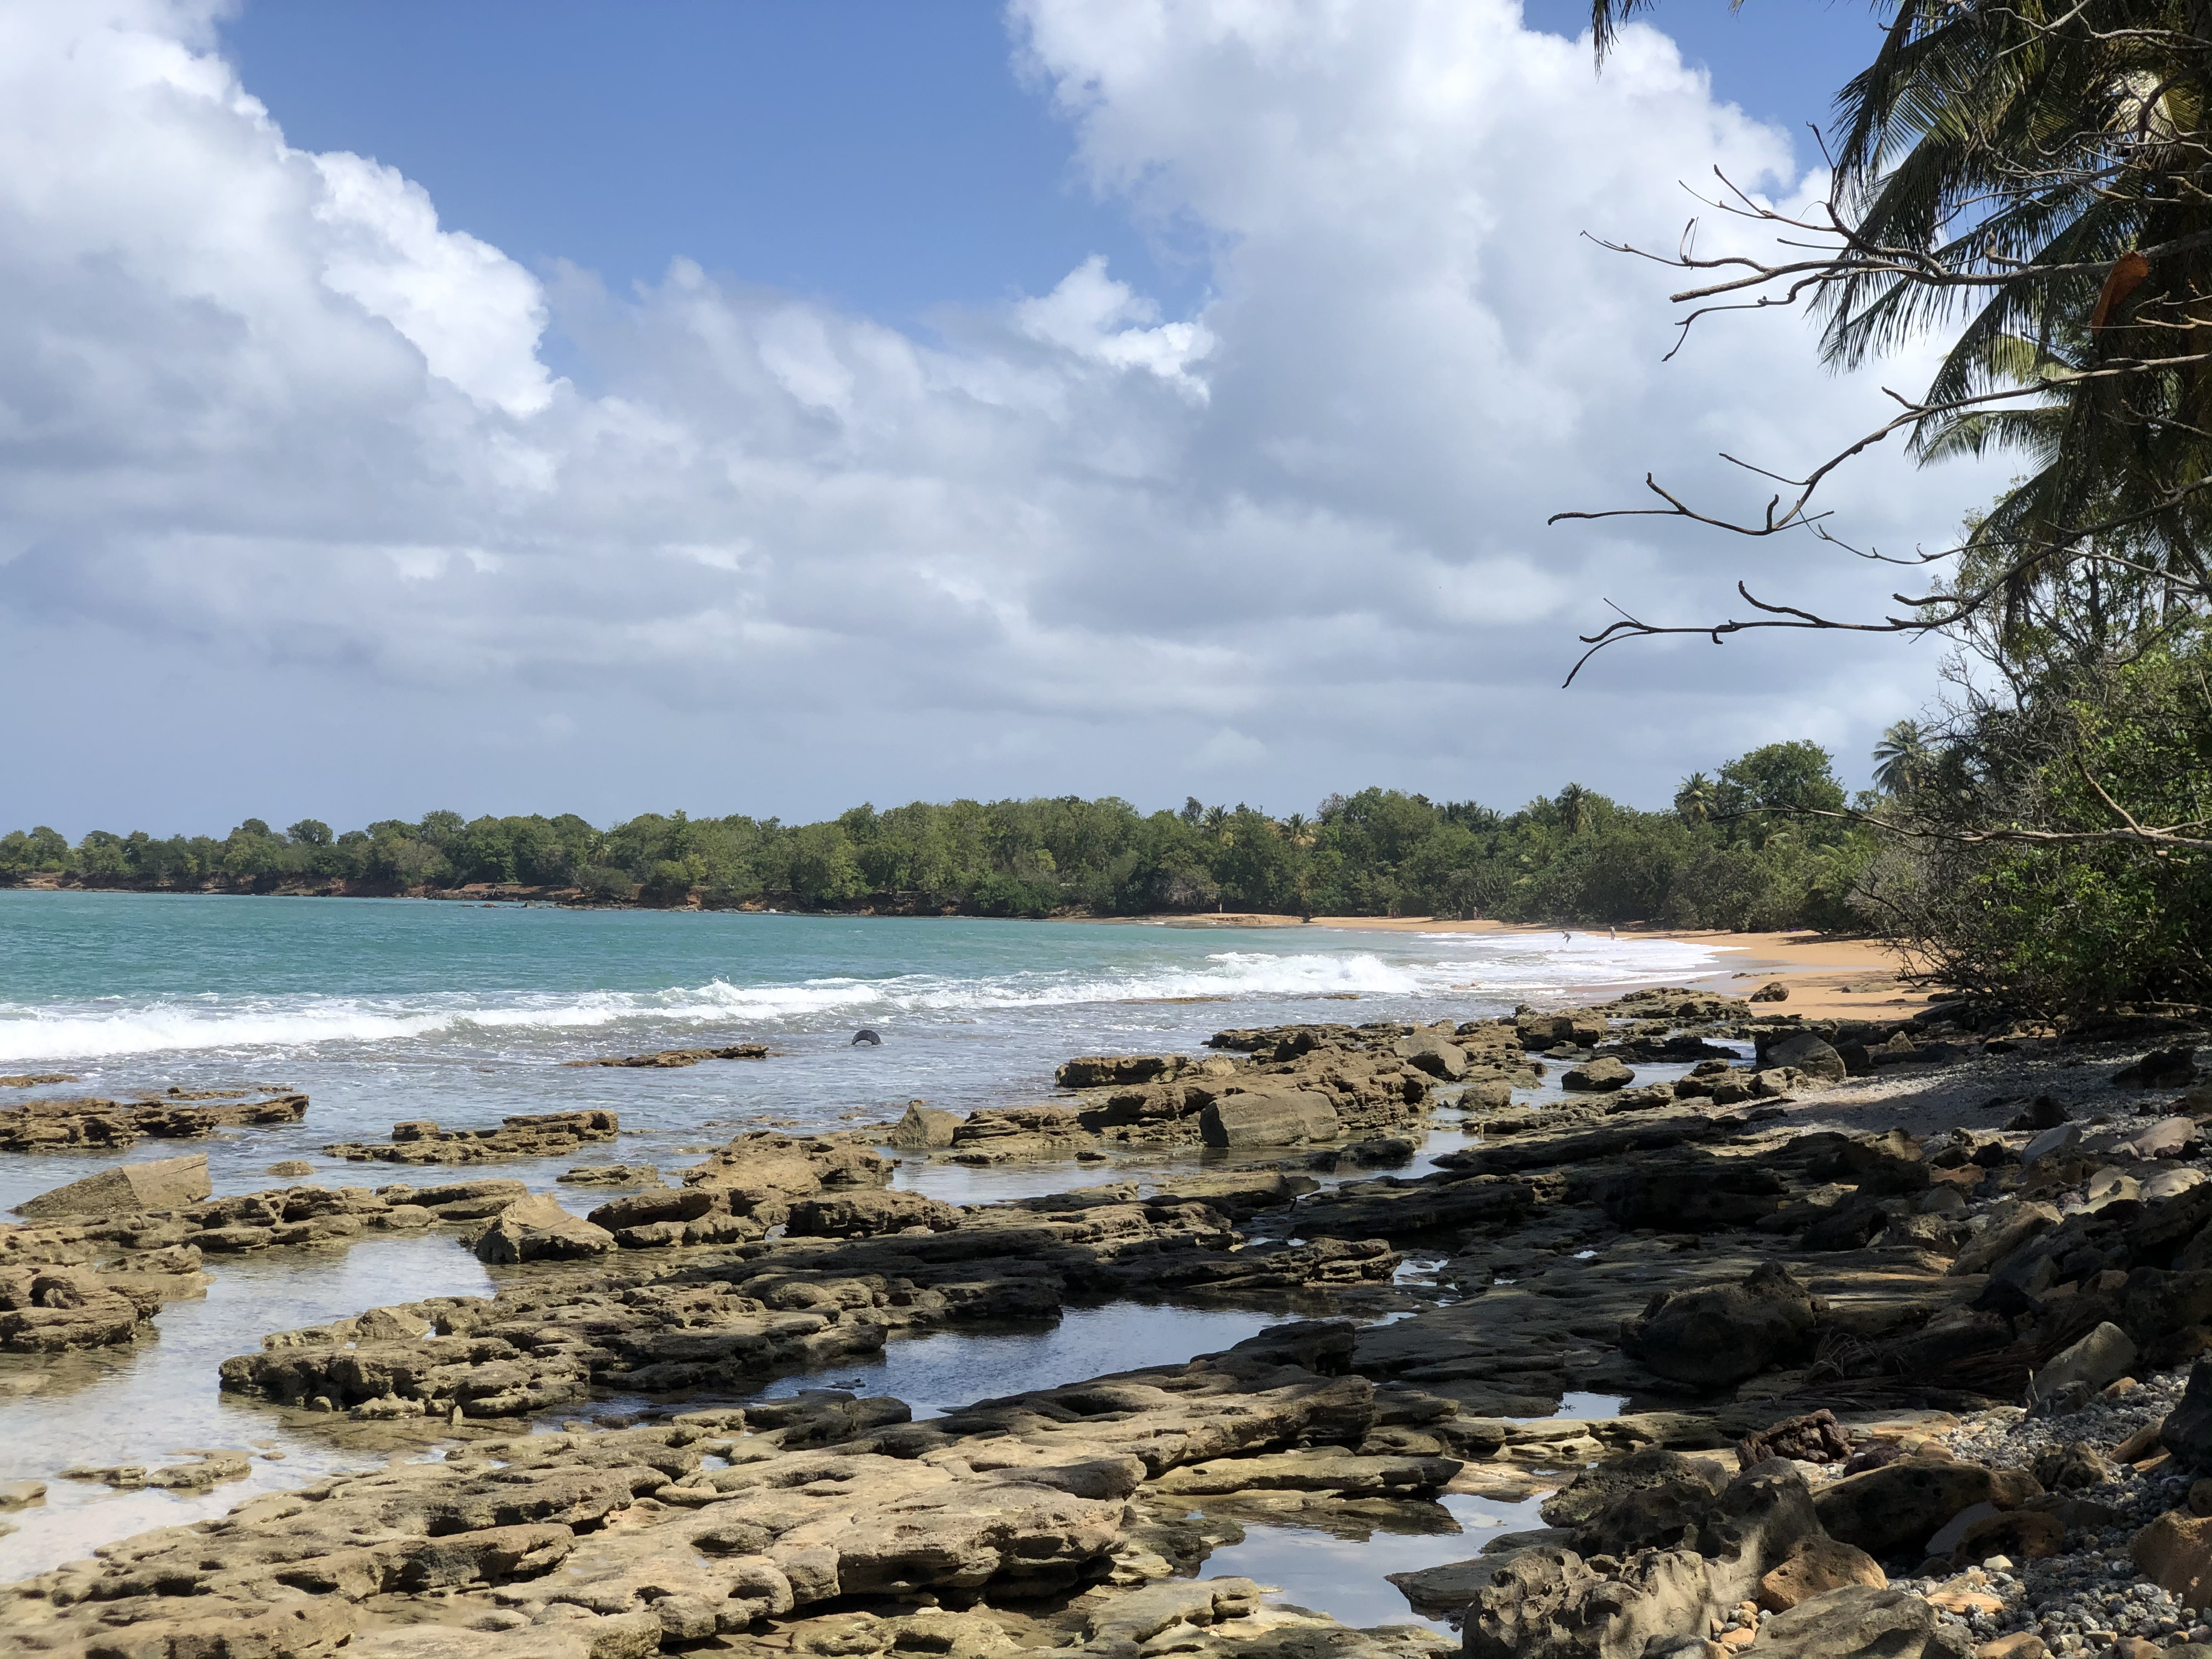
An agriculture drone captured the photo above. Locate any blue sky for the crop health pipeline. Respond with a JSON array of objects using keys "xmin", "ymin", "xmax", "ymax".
[
  {"xmin": 221, "ymin": 0, "xmax": 1885, "ymax": 332},
  {"xmin": 1, "ymin": 0, "xmax": 1964, "ymax": 836}
]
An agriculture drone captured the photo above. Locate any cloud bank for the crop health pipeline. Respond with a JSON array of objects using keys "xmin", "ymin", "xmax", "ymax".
[{"xmin": 0, "ymin": 0, "xmax": 1979, "ymax": 830}]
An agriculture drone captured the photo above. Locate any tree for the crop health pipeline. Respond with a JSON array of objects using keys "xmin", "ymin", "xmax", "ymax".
[
  {"xmin": 1872, "ymin": 721, "xmax": 1932, "ymax": 797},
  {"xmin": 1560, "ymin": 0, "xmax": 2212, "ymax": 681}
]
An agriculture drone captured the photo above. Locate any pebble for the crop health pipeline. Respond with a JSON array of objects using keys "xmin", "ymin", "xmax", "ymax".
[{"xmin": 1887, "ymin": 1366, "xmax": 2203, "ymax": 1652}]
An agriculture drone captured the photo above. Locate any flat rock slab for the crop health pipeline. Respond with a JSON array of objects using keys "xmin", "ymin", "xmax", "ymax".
[
  {"xmin": 562, "ymin": 1046, "xmax": 768, "ymax": 1069},
  {"xmin": 0, "ymin": 1091, "xmax": 306, "ymax": 1153},
  {"xmin": 15, "ymin": 1154, "xmax": 212, "ymax": 1219}
]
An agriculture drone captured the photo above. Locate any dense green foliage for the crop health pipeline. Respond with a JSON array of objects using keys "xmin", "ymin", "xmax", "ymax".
[
  {"xmin": 0, "ymin": 742, "xmax": 1875, "ymax": 929},
  {"xmin": 1861, "ymin": 635, "xmax": 2212, "ymax": 1011}
]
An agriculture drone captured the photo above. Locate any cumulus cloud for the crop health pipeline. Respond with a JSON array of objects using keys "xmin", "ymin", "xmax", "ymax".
[{"xmin": 0, "ymin": 0, "xmax": 1986, "ymax": 826}]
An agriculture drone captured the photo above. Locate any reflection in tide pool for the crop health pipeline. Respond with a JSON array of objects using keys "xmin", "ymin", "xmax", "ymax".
[
  {"xmin": 0, "ymin": 1235, "xmax": 493, "ymax": 1580},
  {"xmin": 1198, "ymin": 1491, "xmax": 1551, "ymax": 1632},
  {"xmin": 750, "ymin": 1302, "xmax": 1284, "ymax": 1417}
]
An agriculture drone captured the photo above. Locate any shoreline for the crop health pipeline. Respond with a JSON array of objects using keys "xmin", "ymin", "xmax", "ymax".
[
  {"xmin": 0, "ymin": 973, "xmax": 2197, "ymax": 1656},
  {"xmin": 0, "ymin": 882, "xmax": 1937, "ymax": 1022},
  {"xmin": 1091, "ymin": 910, "xmax": 1934, "ymax": 1022}
]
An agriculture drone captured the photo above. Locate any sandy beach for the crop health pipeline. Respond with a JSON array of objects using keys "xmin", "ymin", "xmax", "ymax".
[{"xmin": 1116, "ymin": 911, "xmax": 1934, "ymax": 1021}]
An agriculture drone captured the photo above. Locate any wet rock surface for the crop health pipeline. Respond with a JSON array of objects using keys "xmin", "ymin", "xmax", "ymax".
[
  {"xmin": 20, "ymin": 995, "xmax": 2212, "ymax": 1659},
  {"xmin": 564, "ymin": 1046, "xmax": 770, "ymax": 1069},
  {"xmin": 326, "ymin": 1110, "xmax": 623, "ymax": 1165},
  {"xmin": 0, "ymin": 1085, "xmax": 308, "ymax": 1152}
]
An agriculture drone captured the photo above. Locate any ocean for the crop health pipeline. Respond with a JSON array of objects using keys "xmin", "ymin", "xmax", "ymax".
[{"xmin": 0, "ymin": 891, "xmax": 1739, "ymax": 1580}]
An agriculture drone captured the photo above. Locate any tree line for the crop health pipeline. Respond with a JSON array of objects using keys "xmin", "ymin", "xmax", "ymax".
[{"xmin": 0, "ymin": 740, "xmax": 1880, "ymax": 930}]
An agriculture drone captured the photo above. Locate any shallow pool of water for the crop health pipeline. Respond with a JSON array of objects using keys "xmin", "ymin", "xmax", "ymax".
[
  {"xmin": 752, "ymin": 1300, "xmax": 1286, "ymax": 1416},
  {"xmin": 1199, "ymin": 1491, "xmax": 1550, "ymax": 1632},
  {"xmin": 0, "ymin": 1233, "xmax": 493, "ymax": 1580}
]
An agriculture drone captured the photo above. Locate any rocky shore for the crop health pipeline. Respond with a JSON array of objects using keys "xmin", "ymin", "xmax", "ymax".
[{"xmin": 12, "ymin": 989, "xmax": 2212, "ymax": 1659}]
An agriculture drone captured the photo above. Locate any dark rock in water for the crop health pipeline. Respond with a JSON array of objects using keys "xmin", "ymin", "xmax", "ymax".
[
  {"xmin": 851, "ymin": 1028, "xmax": 883, "ymax": 1046},
  {"xmin": 1619, "ymin": 1260, "xmax": 1820, "ymax": 1390},
  {"xmin": 562, "ymin": 1045, "xmax": 766, "ymax": 1068},
  {"xmin": 1386, "ymin": 1554, "xmax": 1504, "ymax": 1618},
  {"xmin": 1593, "ymin": 1149, "xmax": 1785, "ymax": 1233},
  {"xmin": 1216, "ymin": 1318, "xmax": 1360, "ymax": 1375}
]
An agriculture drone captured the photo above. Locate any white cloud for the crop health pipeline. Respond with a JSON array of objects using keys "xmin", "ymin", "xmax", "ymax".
[{"xmin": 0, "ymin": 0, "xmax": 1991, "ymax": 827}]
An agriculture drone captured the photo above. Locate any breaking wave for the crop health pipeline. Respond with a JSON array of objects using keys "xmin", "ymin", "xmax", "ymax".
[{"xmin": 0, "ymin": 933, "xmax": 1731, "ymax": 1065}]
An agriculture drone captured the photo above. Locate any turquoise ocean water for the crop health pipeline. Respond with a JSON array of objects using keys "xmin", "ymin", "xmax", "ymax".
[
  {"xmin": 0, "ymin": 893, "xmax": 1735, "ymax": 1581},
  {"xmin": 0, "ymin": 892, "xmax": 1739, "ymax": 1212}
]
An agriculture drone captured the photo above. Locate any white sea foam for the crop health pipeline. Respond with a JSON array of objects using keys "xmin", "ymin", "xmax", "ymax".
[{"xmin": 0, "ymin": 935, "xmax": 1728, "ymax": 1063}]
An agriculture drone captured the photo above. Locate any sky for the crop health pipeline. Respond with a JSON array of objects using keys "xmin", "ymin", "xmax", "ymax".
[{"xmin": 0, "ymin": 0, "xmax": 1978, "ymax": 839}]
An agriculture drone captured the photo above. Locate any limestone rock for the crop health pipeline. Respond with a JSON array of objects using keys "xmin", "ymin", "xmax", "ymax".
[
  {"xmin": 473, "ymin": 1195, "xmax": 617, "ymax": 1264},
  {"xmin": 1056, "ymin": 1054, "xmax": 1190, "ymax": 1089},
  {"xmin": 0, "ymin": 1088, "xmax": 307, "ymax": 1153},
  {"xmin": 1199, "ymin": 1089, "xmax": 1340, "ymax": 1148},
  {"xmin": 1562, "ymin": 1056, "xmax": 1635, "ymax": 1093},
  {"xmin": 888, "ymin": 1103, "xmax": 961, "ymax": 1149},
  {"xmin": 1762, "ymin": 1031, "xmax": 1848, "ymax": 1084},
  {"xmin": 326, "ymin": 1110, "xmax": 619, "ymax": 1165},
  {"xmin": 1150, "ymin": 1448, "xmax": 1460, "ymax": 1496},
  {"xmin": 784, "ymin": 1190, "xmax": 956, "ymax": 1238},
  {"xmin": 1756, "ymin": 1536, "xmax": 1886, "ymax": 1612},
  {"xmin": 563, "ymin": 1045, "xmax": 767, "ymax": 1068},
  {"xmin": 2031, "ymin": 1322, "xmax": 2138, "ymax": 1399},
  {"xmin": 15, "ymin": 1153, "xmax": 211, "ymax": 1219},
  {"xmin": 2133, "ymin": 1508, "xmax": 2212, "ymax": 1609},
  {"xmin": 1749, "ymin": 1585, "xmax": 1973, "ymax": 1658},
  {"xmin": 0, "ymin": 1264, "xmax": 159, "ymax": 1350},
  {"xmin": 356, "ymin": 1305, "xmax": 434, "ymax": 1342},
  {"xmin": 1395, "ymin": 1034, "xmax": 1469, "ymax": 1081}
]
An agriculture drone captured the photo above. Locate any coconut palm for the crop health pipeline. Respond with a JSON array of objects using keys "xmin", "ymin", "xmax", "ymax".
[
  {"xmin": 1584, "ymin": 0, "xmax": 2212, "ymax": 643},
  {"xmin": 1872, "ymin": 721, "xmax": 1932, "ymax": 796},
  {"xmin": 1673, "ymin": 771, "xmax": 1718, "ymax": 823}
]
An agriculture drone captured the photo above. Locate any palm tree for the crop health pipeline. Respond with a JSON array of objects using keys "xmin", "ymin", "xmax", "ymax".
[
  {"xmin": 1556, "ymin": 782, "xmax": 1593, "ymax": 835},
  {"xmin": 1585, "ymin": 0, "xmax": 2212, "ymax": 643},
  {"xmin": 1872, "ymin": 721, "xmax": 1932, "ymax": 797},
  {"xmin": 1673, "ymin": 772, "xmax": 1717, "ymax": 823}
]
